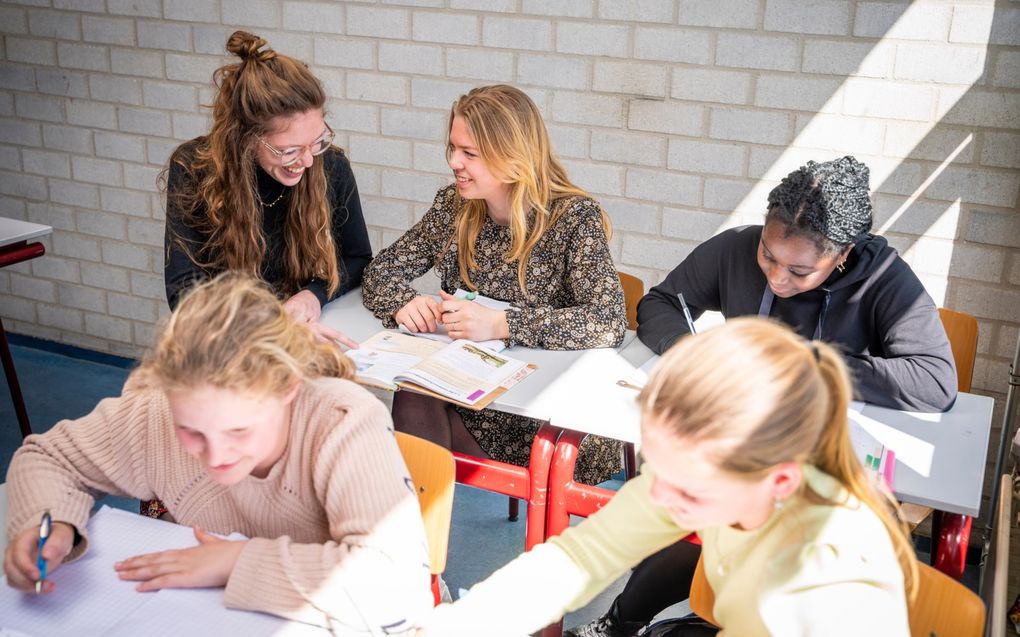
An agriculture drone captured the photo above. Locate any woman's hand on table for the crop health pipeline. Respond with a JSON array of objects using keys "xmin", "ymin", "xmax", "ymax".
[
  {"xmin": 114, "ymin": 527, "xmax": 246, "ymax": 592},
  {"xmin": 395, "ymin": 295, "xmax": 444, "ymax": 333},
  {"xmin": 3, "ymin": 521, "xmax": 75, "ymax": 593},
  {"xmin": 308, "ymin": 321, "xmax": 359, "ymax": 349},
  {"xmin": 439, "ymin": 290, "xmax": 509, "ymax": 342},
  {"xmin": 283, "ymin": 289, "xmax": 322, "ymax": 324}
]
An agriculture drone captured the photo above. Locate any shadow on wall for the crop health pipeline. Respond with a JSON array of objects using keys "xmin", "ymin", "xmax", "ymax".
[
  {"xmin": 632, "ymin": 3, "xmax": 1015, "ymax": 520},
  {"xmin": 687, "ymin": 1, "xmax": 1015, "ymax": 408}
]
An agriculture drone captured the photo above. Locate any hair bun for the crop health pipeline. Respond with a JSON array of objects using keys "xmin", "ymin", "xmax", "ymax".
[{"xmin": 226, "ymin": 31, "xmax": 275, "ymax": 63}]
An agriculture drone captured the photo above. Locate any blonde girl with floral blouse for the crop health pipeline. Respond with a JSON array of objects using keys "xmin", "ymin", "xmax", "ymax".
[{"xmin": 361, "ymin": 84, "xmax": 627, "ymax": 485}]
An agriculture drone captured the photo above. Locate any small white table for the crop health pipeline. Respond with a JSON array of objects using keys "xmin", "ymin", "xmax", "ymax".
[
  {"xmin": 322, "ymin": 289, "xmax": 994, "ymax": 567},
  {"xmin": 320, "ymin": 288, "xmax": 650, "ymax": 432},
  {"xmin": 0, "ymin": 217, "xmax": 52, "ymax": 248},
  {"xmin": 0, "ymin": 217, "xmax": 52, "ymax": 438}
]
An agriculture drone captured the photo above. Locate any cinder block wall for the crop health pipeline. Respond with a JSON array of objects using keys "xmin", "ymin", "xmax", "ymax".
[{"xmin": 1, "ymin": 0, "xmax": 1018, "ymax": 512}]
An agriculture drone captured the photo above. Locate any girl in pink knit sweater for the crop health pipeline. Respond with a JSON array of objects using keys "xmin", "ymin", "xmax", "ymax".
[{"xmin": 4, "ymin": 274, "xmax": 431, "ymax": 633}]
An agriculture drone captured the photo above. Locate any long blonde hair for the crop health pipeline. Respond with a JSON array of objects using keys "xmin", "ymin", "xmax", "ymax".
[
  {"xmin": 639, "ymin": 317, "xmax": 918, "ymax": 598},
  {"xmin": 163, "ymin": 30, "xmax": 340, "ymax": 298},
  {"xmin": 445, "ymin": 85, "xmax": 610, "ymax": 294},
  {"xmin": 132, "ymin": 273, "xmax": 353, "ymax": 396}
]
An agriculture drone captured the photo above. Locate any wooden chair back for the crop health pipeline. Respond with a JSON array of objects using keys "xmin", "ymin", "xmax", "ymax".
[
  {"xmin": 689, "ymin": 555, "xmax": 718, "ymax": 627},
  {"xmin": 909, "ymin": 561, "xmax": 985, "ymax": 637},
  {"xmin": 691, "ymin": 555, "xmax": 986, "ymax": 636},
  {"xmin": 394, "ymin": 432, "xmax": 455, "ymax": 576},
  {"xmin": 937, "ymin": 307, "xmax": 977, "ymax": 392},
  {"xmin": 618, "ymin": 271, "xmax": 644, "ymax": 331}
]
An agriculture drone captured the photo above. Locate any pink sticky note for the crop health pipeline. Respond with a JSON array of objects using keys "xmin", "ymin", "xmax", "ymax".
[{"xmin": 882, "ymin": 449, "xmax": 896, "ymax": 489}]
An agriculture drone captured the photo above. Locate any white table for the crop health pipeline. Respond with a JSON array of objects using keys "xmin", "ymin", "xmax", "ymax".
[
  {"xmin": 322, "ymin": 289, "xmax": 993, "ymax": 519},
  {"xmin": 849, "ymin": 394, "xmax": 992, "ymax": 518},
  {"xmin": 1, "ymin": 216, "xmax": 53, "ymax": 438},
  {"xmin": 0, "ymin": 217, "xmax": 51, "ymax": 248},
  {"xmin": 320, "ymin": 288, "xmax": 649, "ymax": 433}
]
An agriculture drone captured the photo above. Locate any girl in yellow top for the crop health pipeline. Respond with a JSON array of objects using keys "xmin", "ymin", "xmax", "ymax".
[{"xmin": 422, "ymin": 318, "xmax": 915, "ymax": 636}]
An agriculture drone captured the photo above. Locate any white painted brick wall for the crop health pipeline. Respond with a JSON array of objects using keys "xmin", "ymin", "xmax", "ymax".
[
  {"xmin": 765, "ymin": 0, "xmax": 849, "ymax": 37},
  {"xmin": 413, "ymin": 11, "xmax": 479, "ymax": 46},
  {"xmin": 634, "ymin": 27, "xmax": 712, "ymax": 65},
  {"xmin": 0, "ymin": 7, "xmax": 1017, "ymax": 526}
]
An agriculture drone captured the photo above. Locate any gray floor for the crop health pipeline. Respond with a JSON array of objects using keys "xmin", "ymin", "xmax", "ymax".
[{"xmin": 0, "ymin": 340, "xmax": 679, "ymax": 632}]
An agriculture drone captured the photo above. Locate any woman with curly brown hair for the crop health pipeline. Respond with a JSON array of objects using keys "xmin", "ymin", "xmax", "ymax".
[{"xmin": 163, "ymin": 30, "xmax": 371, "ymax": 342}]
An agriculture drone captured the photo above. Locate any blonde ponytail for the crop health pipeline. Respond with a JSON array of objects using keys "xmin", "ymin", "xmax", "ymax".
[{"xmin": 811, "ymin": 343, "xmax": 918, "ymax": 599}]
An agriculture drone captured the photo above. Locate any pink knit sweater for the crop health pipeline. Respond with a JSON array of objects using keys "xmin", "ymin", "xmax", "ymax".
[{"xmin": 5, "ymin": 377, "xmax": 432, "ymax": 634}]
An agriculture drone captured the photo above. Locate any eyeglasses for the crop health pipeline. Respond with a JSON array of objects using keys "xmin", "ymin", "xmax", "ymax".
[{"xmin": 258, "ymin": 124, "xmax": 335, "ymax": 166}]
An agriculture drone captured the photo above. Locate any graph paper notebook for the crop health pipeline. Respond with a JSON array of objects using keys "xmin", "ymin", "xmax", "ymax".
[{"xmin": 0, "ymin": 506, "xmax": 326, "ymax": 636}]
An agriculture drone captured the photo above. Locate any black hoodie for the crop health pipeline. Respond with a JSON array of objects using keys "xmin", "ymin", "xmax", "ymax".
[{"xmin": 636, "ymin": 225, "xmax": 957, "ymax": 412}]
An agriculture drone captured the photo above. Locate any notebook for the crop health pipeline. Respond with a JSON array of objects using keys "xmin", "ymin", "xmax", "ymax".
[{"xmin": 0, "ymin": 506, "xmax": 326, "ymax": 636}]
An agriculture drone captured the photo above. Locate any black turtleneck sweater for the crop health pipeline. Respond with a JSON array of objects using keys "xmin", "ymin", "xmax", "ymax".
[{"xmin": 163, "ymin": 138, "xmax": 372, "ymax": 310}]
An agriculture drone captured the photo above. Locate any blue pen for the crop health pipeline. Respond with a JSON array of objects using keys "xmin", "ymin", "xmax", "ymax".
[
  {"xmin": 677, "ymin": 293, "xmax": 697, "ymax": 334},
  {"xmin": 36, "ymin": 510, "xmax": 51, "ymax": 594}
]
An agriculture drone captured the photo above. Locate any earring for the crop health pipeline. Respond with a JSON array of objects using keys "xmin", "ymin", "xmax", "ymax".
[
  {"xmin": 773, "ymin": 497, "xmax": 785, "ymax": 510},
  {"xmin": 836, "ymin": 260, "xmax": 846, "ymax": 273}
]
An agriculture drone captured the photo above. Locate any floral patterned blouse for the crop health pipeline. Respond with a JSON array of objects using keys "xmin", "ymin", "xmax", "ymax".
[{"xmin": 362, "ymin": 185, "xmax": 627, "ymax": 484}]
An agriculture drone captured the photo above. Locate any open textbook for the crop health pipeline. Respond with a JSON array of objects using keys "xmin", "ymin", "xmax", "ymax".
[
  {"xmin": 0, "ymin": 506, "xmax": 326, "ymax": 637},
  {"xmin": 348, "ymin": 331, "xmax": 535, "ymax": 410}
]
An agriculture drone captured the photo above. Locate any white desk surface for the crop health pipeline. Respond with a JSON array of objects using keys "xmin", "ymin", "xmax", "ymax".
[
  {"xmin": 320, "ymin": 288, "xmax": 651, "ymax": 441},
  {"xmin": 321, "ymin": 289, "xmax": 993, "ymax": 518},
  {"xmin": 0, "ymin": 217, "xmax": 51, "ymax": 249}
]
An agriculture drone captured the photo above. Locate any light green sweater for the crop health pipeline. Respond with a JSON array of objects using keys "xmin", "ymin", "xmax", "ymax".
[{"xmin": 427, "ymin": 465, "xmax": 909, "ymax": 636}]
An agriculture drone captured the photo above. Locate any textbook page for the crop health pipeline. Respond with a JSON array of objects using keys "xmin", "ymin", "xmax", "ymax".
[
  {"xmin": 396, "ymin": 339, "xmax": 529, "ymax": 406},
  {"xmin": 0, "ymin": 506, "xmax": 325, "ymax": 636},
  {"xmin": 348, "ymin": 331, "xmax": 445, "ymax": 389}
]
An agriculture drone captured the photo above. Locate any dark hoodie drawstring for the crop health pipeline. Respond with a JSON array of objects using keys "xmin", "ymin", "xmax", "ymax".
[
  {"xmin": 814, "ymin": 289, "xmax": 830, "ymax": 340},
  {"xmin": 758, "ymin": 286, "xmax": 830, "ymax": 341}
]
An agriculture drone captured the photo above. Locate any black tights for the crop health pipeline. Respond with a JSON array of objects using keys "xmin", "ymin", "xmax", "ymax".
[
  {"xmin": 391, "ymin": 391, "xmax": 488, "ymax": 457},
  {"xmin": 616, "ymin": 539, "xmax": 703, "ymax": 624}
]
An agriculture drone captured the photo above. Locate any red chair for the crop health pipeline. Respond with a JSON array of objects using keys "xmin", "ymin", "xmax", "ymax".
[
  {"xmin": 459, "ymin": 422, "xmax": 560, "ymax": 551},
  {"xmin": 505, "ymin": 272, "xmax": 644, "ymax": 522}
]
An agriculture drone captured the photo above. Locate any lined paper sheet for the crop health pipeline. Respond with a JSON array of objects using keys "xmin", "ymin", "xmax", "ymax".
[{"xmin": 1, "ymin": 506, "xmax": 326, "ymax": 636}]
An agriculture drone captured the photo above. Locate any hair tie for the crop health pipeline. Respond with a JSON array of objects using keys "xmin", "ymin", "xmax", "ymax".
[{"xmin": 809, "ymin": 343, "xmax": 821, "ymax": 362}]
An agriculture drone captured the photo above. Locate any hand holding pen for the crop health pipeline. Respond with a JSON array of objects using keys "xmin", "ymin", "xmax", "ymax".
[
  {"xmin": 438, "ymin": 290, "xmax": 509, "ymax": 341},
  {"xmin": 2, "ymin": 511, "xmax": 75, "ymax": 593},
  {"xmin": 35, "ymin": 511, "xmax": 51, "ymax": 593}
]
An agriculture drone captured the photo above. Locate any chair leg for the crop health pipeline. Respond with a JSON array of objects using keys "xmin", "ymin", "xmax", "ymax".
[
  {"xmin": 623, "ymin": 442, "xmax": 637, "ymax": 480},
  {"xmin": 431, "ymin": 574, "xmax": 441, "ymax": 606},
  {"xmin": 508, "ymin": 497, "xmax": 519, "ymax": 521},
  {"xmin": 0, "ymin": 317, "xmax": 32, "ymax": 438},
  {"xmin": 931, "ymin": 511, "xmax": 971, "ymax": 581}
]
